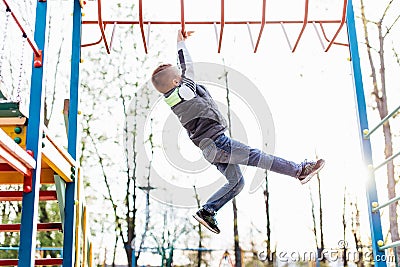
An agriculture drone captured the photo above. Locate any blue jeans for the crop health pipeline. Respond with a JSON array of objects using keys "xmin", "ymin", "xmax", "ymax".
[{"xmin": 200, "ymin": 134, "xmax": 301, "ymax": 213}]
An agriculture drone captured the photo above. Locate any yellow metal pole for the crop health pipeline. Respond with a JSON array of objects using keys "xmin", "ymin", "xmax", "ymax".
[
  {"xmin": 82, "ymin": 205, "xmax": 87, "ymax": 266},
  {"xmin": 74, "ymin": 170, "xmax": 82, "ymax": 267},
  {"xmin": 89, "ymin": 242, "xmax": 93, "ymax": 267},
  {"xmin": 74, "ymin": 200, "xmax": 80, "ymax": 267}
]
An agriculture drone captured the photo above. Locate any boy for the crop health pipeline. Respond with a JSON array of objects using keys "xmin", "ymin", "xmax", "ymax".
[{"xmin": 151, "ymin": 30, "xmax": 325, "ymax": 234}]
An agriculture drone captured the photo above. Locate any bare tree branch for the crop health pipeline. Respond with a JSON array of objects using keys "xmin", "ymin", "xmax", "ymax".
[
  {"xmin": 380, "ymin": 0, "xmax": 395, "ymax": 23},
  {"xmin": 393, "ymin": 45, "xmax": 400, "ymax": 65},
  {"xmin": 87, "ymin": 131, "xmax": 126, "ymax": 247},
  {"xmin": 384, "ymin": 14, "xmax": 400, "ymax": 38},
  {"xmin": 360, "ymin": 0, "xmax": 381, "ymax": 104}
]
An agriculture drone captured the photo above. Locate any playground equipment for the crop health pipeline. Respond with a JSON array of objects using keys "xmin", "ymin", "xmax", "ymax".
[
  {"xmin": 83, "ymin": 1, "xmax": 396, "ymax": 266},
  {"xmin": 82, "ymin": 0, "xmax": 349, "ymax": 54},
  {"xmin": 0, "ymin": 0, "xmax": 92, "ymax": 266},
  {"xmin": 0, "ymin": 0, "xmax": 398, "ymax": 266}
]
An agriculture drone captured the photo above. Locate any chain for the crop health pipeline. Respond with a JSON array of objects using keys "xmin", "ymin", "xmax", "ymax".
[
  {"xmin": 0, "ymin": 8, "xmax": 11, "ymax": 84},
  {"xmin": 16, "ymin": 34, "xmax": 27, "ymax": 103}
]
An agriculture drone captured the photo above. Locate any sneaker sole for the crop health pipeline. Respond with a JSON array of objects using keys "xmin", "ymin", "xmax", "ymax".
[
  {"xmin": 300, "ymin": 160, "xmax": 325, "ymax": 185},
  {"xmin": 192, "ymin": 214, "xmax": 220, "ymax": 234}
]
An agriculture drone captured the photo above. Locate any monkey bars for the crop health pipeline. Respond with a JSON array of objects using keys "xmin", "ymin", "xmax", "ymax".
[
  {"xmin": 363, "ymin": 101, "xmax": 400, "ymax": 256},
  {"xmin": 82, "ymin": 0, "xmax": 349, "ymax": 53}
]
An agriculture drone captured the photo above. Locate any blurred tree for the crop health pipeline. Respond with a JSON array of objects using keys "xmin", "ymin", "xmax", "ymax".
[
  {"xmin": 359, "ymin": 0, "xmax": 400, "ymax": 260},
  {"xmin": 219, "ymin": 61, "xmax": 242, "ymax": 267},
  {"xmin": 78, "ymin": 1, "xmax": 166, "ymax": 265},
  {"xmin": 263, "ymin": 171, "xmax": 273, "ymax": 264}
]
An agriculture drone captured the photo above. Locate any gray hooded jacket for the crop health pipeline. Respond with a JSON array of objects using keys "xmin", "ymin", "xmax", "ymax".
[{"xmin": 164, "ymin": 42, "xmax": 227, "ymax": 147}]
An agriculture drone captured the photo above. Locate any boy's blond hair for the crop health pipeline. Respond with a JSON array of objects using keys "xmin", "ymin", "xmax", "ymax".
[{"xmin": 151, "ymin": 64, "xmax": 179, "ymax": 93}]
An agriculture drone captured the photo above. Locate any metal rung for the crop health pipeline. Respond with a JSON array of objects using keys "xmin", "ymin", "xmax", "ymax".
[
  {"xmin": 0, "ymin": 190, "xmax": 58, "ymax": 201},
  {"xmin": 280, "ymin": 22, "xmax": 293, "ymax": 50},
  {"xmin": 312, "ymin": 21, "xmax": 326, "ymax": 50},
  {"xmin": 372, "ymin": 195, "xmax": 400, "ymax": 212},
  {"xmin": 0, "ymin": 258, "xmax": 63, "ymax": 266},
  {"xmin": 373, "ymin": 150, "xmax": 400, "ymax": 171},
  {"xmin": 364, "ymin": 104, "xmax": 400, "ymax": 139},
  {"xmin": 378, "ymin": 240, "xmax": 400, "ymax": 251},
  {"xmin": 0, "ymin": 222, "xmax": 62, "ymax": 232}
]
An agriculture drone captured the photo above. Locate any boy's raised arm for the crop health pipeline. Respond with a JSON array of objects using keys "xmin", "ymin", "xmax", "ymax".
[{"xmin": 177, "ymin": 30, "xmax": 195, "ymax": 81}]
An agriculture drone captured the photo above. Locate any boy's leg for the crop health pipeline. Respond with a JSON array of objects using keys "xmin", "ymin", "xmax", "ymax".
[
  {"xmin": 202, "ymin": 134, "xmax": 302, "ymax": 178},
  {"xmin": 203, "ymin": 163, "xmax": 244, "ymax": 213},
  {"xmin": 193, "ymin": 163, "xmax": 244, "ymax": 234}
]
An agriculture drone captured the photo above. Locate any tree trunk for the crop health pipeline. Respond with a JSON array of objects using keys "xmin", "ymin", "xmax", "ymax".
[
  {"xmin": 193, "ymin": 186, "xmax": 203, "ymax": 267},
  {"xmin": 350, "ymin": 199, "xmax": 364, "ymax": 266},
  {"xmin": 167, "ymin": 247, "xmax": 174, "ymax": 267},
  {"xmin": 343, "ymin": 187, "xmax": 347, "ymax": 267},
  {"xmin": 310, "ymin": 188, "xmax": 318, "ymax": 259},
  {"xmin": 233, "ymin": 198, "xmax": 242, "ymax": 266},
  {"xmin": 263, "ymin": 174, "xmax": 272, "ymax": 262},
  {"xmin": 112, "ymin": 235, "xmax": 118, "ymax": 267},
  {"xmin": 317, "ymin": 172, "xmax": 325, "ymax": 262},
  {"xmin": 377, "ymin": 21, "xmax": 400, "ymax": 257},
  {"xmin": 221, "ymin": 65, "xmax": 242, "ymax": 267}
]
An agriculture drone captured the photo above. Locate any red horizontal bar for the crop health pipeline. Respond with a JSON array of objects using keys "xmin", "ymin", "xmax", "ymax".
[
  {"xmin": 0, "ymin": 223, "xmax": 62, "ymax": 232},
  {"xmin": 0, "ymin": 258, "xmax": 63, "ymax": 266},
  {"xmin": 0, "ymin": 190, "xmax": 58, "ymax": 201},
  {"xmin": 83, "ymin": 20, "xmax": 342, "ymax": 25}
]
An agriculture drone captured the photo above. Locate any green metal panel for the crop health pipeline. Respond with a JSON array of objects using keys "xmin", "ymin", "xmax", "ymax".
[
  {"xmin": 0, "ymin": 102, "xmax": 25, "ymax": 118},
  {"xmin": 54, "ymin": 175, "xmax": 66, "ymax": 230}
]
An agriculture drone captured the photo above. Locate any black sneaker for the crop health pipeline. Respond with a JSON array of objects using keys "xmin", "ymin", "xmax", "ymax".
[
  {"xmin": 193, "ymin": 208, "xmax": 220, "ymax": 234},
  {"xmin": 298, "ymin": 159, "xmax": 325, "ymax": 185}
]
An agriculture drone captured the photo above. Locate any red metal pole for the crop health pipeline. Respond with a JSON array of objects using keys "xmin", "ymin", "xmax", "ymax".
[
  {"xmin": 325, "ymin": 0, "xmax": 348, "ymax": 51},
  {"xmin": 2, "ymin": 0, "xmax": 41, "ymax": 57},
  {"xmin": 83, "ymin": 20, "xmax": 342, "ymax": 26},
  {"xmin": 292, "ymin": 0, "xmax": 309, "ymax": 52},
  {"xmin": 97, "ymin": 0, "xmax": 110, "ymax": 54},
  {"xmin": 217, "ymin": 0, "xmax": 224, "ymax": 53},
  {"xmin": 254, "ymin": 0, "xmax": 266, "ymax": 53},
  {"xmin": 180, "ymin": 0, "xmax": 186, "ymax": 35},
  {"xmin": 138, "ymin": 0, "xmax": 148, "ymax": 53}
]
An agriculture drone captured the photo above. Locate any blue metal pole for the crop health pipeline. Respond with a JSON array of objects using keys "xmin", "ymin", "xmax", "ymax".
[
  {"xmin": 63, "ymin": 0, "xmax": 82, "ymax": 266},
  {"xmin": 132, "ymin": 249, "xmax": 136, "ymax": 267},
  {"xmin": 18, "ymin": 1, "xmax": 48, "ymax": 266},
  {"xmin": 346, "ymin": 0, "xmax": 386, "ymax": 266}
]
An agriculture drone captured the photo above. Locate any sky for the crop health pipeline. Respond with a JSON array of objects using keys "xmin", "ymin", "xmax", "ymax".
[{"xmin": 1, "ymin": 0, "xmax": 400, "ymax": 266}]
